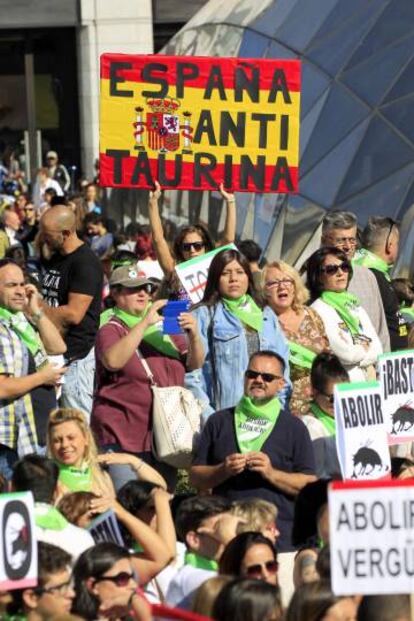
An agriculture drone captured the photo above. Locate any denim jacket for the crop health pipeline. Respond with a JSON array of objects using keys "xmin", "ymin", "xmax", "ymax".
[{"xmin": 185, "ymin": 302, "xmax": 291, "ymax": 419}]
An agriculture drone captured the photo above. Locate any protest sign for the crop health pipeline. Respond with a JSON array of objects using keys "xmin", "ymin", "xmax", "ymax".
[
  {"xmin": 334, "ymin": 381, "xmax": 390, "ymax": 481},
  {"xmin": 378, "ymin": 349, "xmax": 414, "ymax": 445},
  {"xmin": 175, "ymin": 243, "xmax": 236, "ymax": 303},
  {"xmin": 0, "ymin": 491, "xmax": 37, "ymax": 590},
  {"xmin": 100, "ymin": 54, "xmax": 301, "ymax": 192},
  {"xmin": 88, "ymin": 510, "xmax": 124, "ymax": 546},
  {"xmin": 329, "ymin": 479, "xmax": 414, "ymax": 595}
]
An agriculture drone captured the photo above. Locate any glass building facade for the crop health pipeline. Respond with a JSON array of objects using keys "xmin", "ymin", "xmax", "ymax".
[{"xmin": 161, "ymin": 0, "xmax": 414, "ymax": 275}]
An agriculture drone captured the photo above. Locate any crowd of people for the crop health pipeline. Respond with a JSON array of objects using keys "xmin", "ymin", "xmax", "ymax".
[{"xmin": 0, "ymin": 147, "xmax": 412, "ymax": 621}]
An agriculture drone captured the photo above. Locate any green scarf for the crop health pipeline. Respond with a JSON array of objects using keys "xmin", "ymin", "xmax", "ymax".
[
  {"xmin": 102, "ymin": 306, "xmax": 181, "ymax": 360},
  {"xmin": 234, "ymin": 395, "xmax": 281, "ymax": 453},
  {"xmin": 58, "ymin": 462, "xmax": 92, "ymax": 492},
  {"xmin": 353, "ymin": 249, "xmax": 391, "ymax": 281},
  {"xmin": 401, "ymin": 305, "xmax": 414, "ymax": 320},
  {"xmin": 288, "ymin": 341, "xmax": 316, "ymax": 369},
  {"xmin": 185, "ymin": 552, "xmax": 218, "ymax": 571},
  {"xmin": 34, "ymin": 503, "xmax": 68, "ymax": 531},
  {"xmin": 320, "ymin": 291, "xmax": 361, "ymax": 335},
  {"xmin": 0, "ymin": 307, "xmax": 47, "ymax": 369},
  {"xmin": 310, "ymin": 402, "xmax": 336, "ymax": 436},
  {"xmin": 222, "ymin": 294, "xmax": 263, "ymax": 332}
]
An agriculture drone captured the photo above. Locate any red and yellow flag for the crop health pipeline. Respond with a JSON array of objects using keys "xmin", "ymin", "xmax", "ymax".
[{"xmin": 100, "ymin": 54, "xmax": 301, "ymax": 192}]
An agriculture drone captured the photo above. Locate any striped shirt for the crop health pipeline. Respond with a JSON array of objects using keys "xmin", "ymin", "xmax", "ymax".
[{"xmin": 0, "ymin": 320, "xmax": 37, "ymax": 455}]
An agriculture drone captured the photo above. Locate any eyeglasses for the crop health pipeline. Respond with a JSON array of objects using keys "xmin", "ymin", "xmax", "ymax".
[
  {"xmin": 245, "ymin": 369, "xmax": 283, "ymax": 383},
  {"xmin": 385, "ymin": 219, "xmax": 396, "ymax": 251},
  {"xmin": 320, "ymin": 262, "xmax": 351, "ymax": 276},
  {"xmin": 34, "ymin": 578, "xmax": 73, "ymax": 597},
  {"xmin": 331, "ymin": 236, "xmax": 357, "ymax": 247},
  {"xmin": 264, "ymin": 278, "xmax": 294, "ymax": 289},
  {"xmin": 245, "ymin": 560, "xmax": 279, "ymax": 579},
  {"xmin": 181, "ymin": 241, "xmax": 205, "ymax": 252},
  {"xmin": 94, "ymin": 571, "xmax": 135, "ymax": 587}
]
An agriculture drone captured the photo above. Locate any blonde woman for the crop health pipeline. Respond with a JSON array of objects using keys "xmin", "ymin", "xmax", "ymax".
[
  {"xmin": 263, "ymin": 261, "xmax": 330, "ymax": 416},
  {"xmin": 47, "ymin": 408, "xmax": 166, "ymax": 500}
]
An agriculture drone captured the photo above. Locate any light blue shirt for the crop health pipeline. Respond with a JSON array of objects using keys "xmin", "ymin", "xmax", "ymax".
[{"xmin": 185, "ymin": 302, "xmax": 291, "ymax": 420}]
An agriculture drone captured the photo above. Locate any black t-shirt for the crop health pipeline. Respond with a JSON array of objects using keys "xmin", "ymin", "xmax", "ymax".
[
  {"xmin": 41, "ymin": 244, "xmax": 103, "ymax": 360},
  {"xmin": 27, "ymin": 353, "xmax": 57, "ymax": 447},
  {"xmin": 192, "ymin": 407, "xmax": 315, "ymax": 552},
  {"xmin": 370, "ymin": 269, "xmax": 408, "ymax": 351}
]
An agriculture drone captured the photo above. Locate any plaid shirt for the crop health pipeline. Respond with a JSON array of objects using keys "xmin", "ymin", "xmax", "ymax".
[{"xmin": 0, "ymin": 320, "xmax": 37, "ymax": 455}]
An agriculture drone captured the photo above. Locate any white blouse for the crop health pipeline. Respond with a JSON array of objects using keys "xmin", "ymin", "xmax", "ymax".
[{"xmin": 311, "ymin": 298, "xmax": 383, "ymax": 382}]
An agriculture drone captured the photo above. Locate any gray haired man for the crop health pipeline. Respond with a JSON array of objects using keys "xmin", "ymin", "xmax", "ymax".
[{"xmin": 321, "ymin": 210, "xmax": 390, "ymax": 352}]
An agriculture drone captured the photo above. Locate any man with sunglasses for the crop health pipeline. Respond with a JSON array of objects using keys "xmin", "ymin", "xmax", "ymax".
[
  {"xmin": 191, "ymin": 350, "xmax": 316, "ymax": 554},
  {"xmin": 302, "ymin": 353, "xmax": 349, "ymax": 478},
  {"xmin": 6, "ymin": 542, "xmax": 74, "ymax": 619},
  {"xmin": 356, "ymin": 216, "xmax": 408, "ymax": 351},
  {"xmin": 321, "ymin": 210, "xmax": 390, "ymax": 352},
  {"xmin": 16, "ymin": 202, "xmax": 39, "ymax": 261}
]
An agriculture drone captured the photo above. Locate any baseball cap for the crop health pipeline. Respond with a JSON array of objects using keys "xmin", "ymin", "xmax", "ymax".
[
  {"xmin": 109, "ymin": 265, "xmax": 153, "ymax": 288},
  {"xmin": 46, "ymin": 150, "xmax": 58, "ymax": 159}
]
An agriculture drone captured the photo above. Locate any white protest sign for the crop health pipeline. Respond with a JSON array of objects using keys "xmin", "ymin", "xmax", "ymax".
[
  {"xmin": 88, "ymin": 509, "xmax": 124, "ymax": 546},
  {"xmin": 175, "ymin": 244, "xmax": 237, "ymax": 303},
  {"xmin": 379, "ymin": 349, "xmax": 414, "ymax": 445},
  {"xmin": 0, "ymin": 491, "xmax": 37, "ymax": 590},
  {"xmin": 334, "ymin": 381, "xmax": 390, "ymax": 480},
  {"xmin": 329, "ymin": 479, "xmax": 414, "ymax": 595}
]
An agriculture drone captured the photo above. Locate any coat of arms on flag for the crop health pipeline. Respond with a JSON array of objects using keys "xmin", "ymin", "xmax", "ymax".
[{"xmin": 134, "ymin": 98, "xmax": 193, "ymax": 154}]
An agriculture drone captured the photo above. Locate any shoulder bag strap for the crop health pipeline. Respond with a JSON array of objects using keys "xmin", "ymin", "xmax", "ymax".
[
  {"xmin": 207, "ymin": 305, "xmax": 218, "ymax": 405},
  {"xmin": 135, "ymin": 347, "xmax": 156, "ymax": 385},
  {"xmin": 108, "ymin": 318, "xmax": 156, "ymax": 385}
]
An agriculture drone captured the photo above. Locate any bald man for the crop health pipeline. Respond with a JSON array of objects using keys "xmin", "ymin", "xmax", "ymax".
[{"xmin": 40, "ymin": 205, "xmax": 103, "ymax": 418}]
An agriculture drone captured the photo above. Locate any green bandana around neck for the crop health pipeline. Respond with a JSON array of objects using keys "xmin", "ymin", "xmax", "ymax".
[
  {"xmin": 353, "ymin": 249, "xmax": 391, "ymax": 281},
  {"xmin": 288, "ymin": 341, "xmax": 316, "ymax": 369},
  {"xmin": 401, "ymin": 305, "xmax": 414, "ymax": 320},
  {"xmin": 34, "ymin": 503, "xmax": 68, "ymax": 531},
  {"xmin": 58, "ymin": 462, "xmax": 92, "ymax": 492},
  {"xmin": 185, "ymin": 551, "xmax": 218, "ymax": 571},
  {"xmin": 320, "ymin": 291, "xmax": 361, "ymax": 335},
  {"xmin": 234, "ymin": 395, "xmax": 281, "ymax": 453},
  {"xmin": 106, "ymin": 306, "xmax": 181, "ymax": 360},
  {"xmin": 222, "ymin": 294, "xmax": 263, "ymax": 332},
  {"xmin": 310, "ymin": 402, "xmax": 336, "ymax": 437},
  {"xmin": 0, "ymin": 307, "xmax": 47, "ymax": 368}
]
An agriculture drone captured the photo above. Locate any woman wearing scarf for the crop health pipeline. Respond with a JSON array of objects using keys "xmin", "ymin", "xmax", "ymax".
[
  {"xmin": 306, "ymin": 247, "xmax": 382, "ymax": 382},
  {"xmin": 263, "ymin": 261, "xmax": 330, "ymax": 417},
  {"xmin": 302, "ymin": 353, "xmax": 349, "ymax": 478},
  {"xmin": 186, "ymin": 249, "xmax": 290, "ymax": 419},
  {"xmin": 92, "ymin": 265, "xmax": 204, "ymax": 490}
]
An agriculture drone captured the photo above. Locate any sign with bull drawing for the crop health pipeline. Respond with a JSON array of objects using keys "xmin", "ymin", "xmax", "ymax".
[
  {"xmin": 0, "ymin": 492, "xmax": 37, "ymax": 590},
  {"xmin": 334, "ymin": 381, "xmax": 391, "ymax": 481},
  {"xmin": 378, "ymin": 350, "xmax": 414, "ymax": 445}
]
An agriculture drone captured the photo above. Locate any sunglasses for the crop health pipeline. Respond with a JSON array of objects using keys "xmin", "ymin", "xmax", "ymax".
[
  {"xmin": 320, "ymin": 262, "xmax": 351, "ymax": 276},
  {"xmin": 245, "ymin": 560, "xmax": 279, "ymax": 579},
  {"xmin": 94, "ymin": 571, "xmax": 135, "ymax": 587},
  {"xmin": 321, "ymin": 392, "xmax": 334, "ymax": 404},
  {"xmin": 34, "ymin": 578, "xmax": 73, "ymax": 596},
  {"xmin": 245, "ymin": 369, "xmax": 283, "ymax": 383},
  {"xmin": 124, "ymin": 283, "xmax": 155, "ymax": 294},
  {"xmin": 385, "ymin": 219, "xmax": 396, "ymax": 251},
  {"xmin": 181, "ymin": 241, "xmax": 205, "ymax": 252}
]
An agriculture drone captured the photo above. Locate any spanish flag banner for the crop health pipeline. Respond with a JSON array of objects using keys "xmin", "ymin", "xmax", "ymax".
[{"xmin": 100, "ymin": 54, "xmax": 301, "ymax": 193}]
